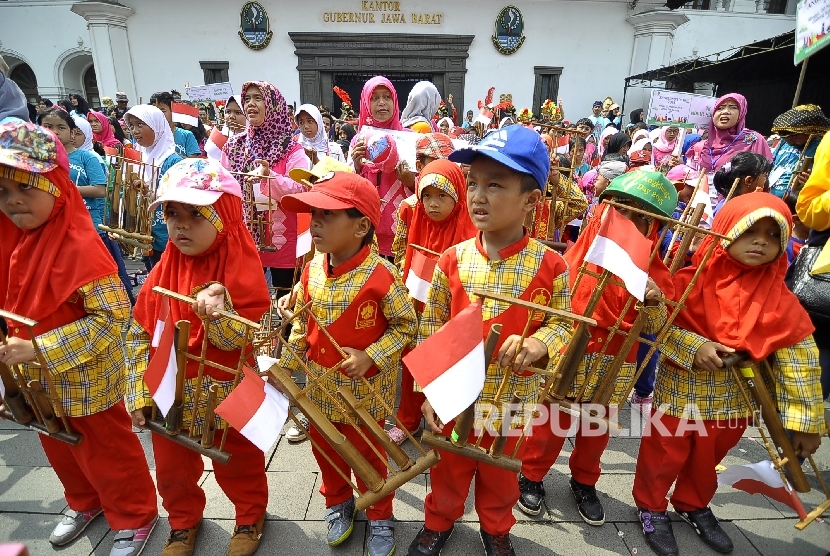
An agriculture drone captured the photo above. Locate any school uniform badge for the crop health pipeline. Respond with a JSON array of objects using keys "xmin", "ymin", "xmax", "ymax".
[
  {"xmin": 239, "ymin": 2, "xmax": 273, "ymax": 50},
  {"xmin": 492, "ymin": 6, "xmax": 526, "ymax": 55}
]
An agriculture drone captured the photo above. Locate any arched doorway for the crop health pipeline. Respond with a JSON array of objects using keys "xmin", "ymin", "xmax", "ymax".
[
  {"xmin": 9, "ymin": 63, "xmax": 39, "ymax": 103},
  {"xmin": 83, "ymin": 66, "xmax": 100, "ymax": 108}
]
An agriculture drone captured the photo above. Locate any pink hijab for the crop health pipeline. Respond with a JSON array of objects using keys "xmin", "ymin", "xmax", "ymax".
[
  {"xmin": 358, "ymin": 76, "xmax": 402, "ymax": 131},
  {"xmin": 651, "ymin": 126, "xmax": 678, "ymax": 166},
  {"xmin": 598, "ymin": 127, "xmax": 617, "ymax": 157},
  {"xmin": 698, "ymin": 93, "xmax": 772, "ymax": 173},
  {"xmin": 88, "ymin": 111, "xmax": 120, "ymax": 148}
]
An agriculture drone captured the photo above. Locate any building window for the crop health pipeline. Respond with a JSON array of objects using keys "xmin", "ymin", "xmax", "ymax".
[
  {"xmin": 200, "ymin": 61, "xmax": 229, "ymax": 84},
  {"xmin": 9, "ymin": 63, "xmax": 38, "ymax": 103},
  {"xmin": 532, "ymin": 67, "xmax": 562, "ymax": 117},
  {"xmin": 764, "ymin": 0, "xmax": 787, "ymax": 13},
  {"xmin": 83, "ymin": 66, "xmax": 100, "ymax": 108}
]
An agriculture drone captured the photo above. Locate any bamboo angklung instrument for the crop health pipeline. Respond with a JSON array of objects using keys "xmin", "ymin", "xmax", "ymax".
[
  {"xmin": 0, "ymin": 309, "xmax": 83, "ymax": 444},
  {"xmin": 99, "ymin": 155, "xmax": 161, "ymax": 254}
]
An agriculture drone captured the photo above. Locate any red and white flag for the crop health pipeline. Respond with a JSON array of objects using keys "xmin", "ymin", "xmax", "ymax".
[
  {"xmin": 405, "ymin": 249, "xmax": 437, "ymax": 303},
  {"xmin": 296, "ymin": 213, "xmax": 312, "ymax": 258},
  {"xmin": 205, "ymin": 127, "xmax": 228, "ymax": 161},
  {"xmin": 172, "ymin": 102, "xmax": 200, "ymax": 127},
  {"xmin": 403, "ymin": 301, "xmax": 486, "ymax": 423},
  {"xmin": 475, "ymin": 107, "xmax": 494, "ymax": 126},
  {"xmin": 215, "ymin": 364, "xmax": 289, "ymax": 453},
  {"xmin": 143, "ymin": 297, "xmax": 178, "ymax": 416},
  {"xmin": 718, "ymin": 461, "xmax": 807, "ymax": 519},
  {"xmin": 584, "ymin": 207, "xmax": 652, "ymax": 301}
]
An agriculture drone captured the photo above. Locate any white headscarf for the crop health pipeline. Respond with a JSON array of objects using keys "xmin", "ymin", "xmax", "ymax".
[
  {"xmin": 400, "ymin": 81, "xmax": 441, "ymax": 129},
  {"xmin": 125, "ymin": 104, "xmax": 177, "ymax": 181},
  {"xmin": 627, "ymin": 137, "xmax": 652, "ymax": 156},
  {"xmin": 295, "ymin": 103, "xmax": 330, "ymax": 154},
  {"xmin": 72, "ymin": 115, "xmax": 94, "ymax": 151},
  {"xmin": 437, "ymin": 117, "xmax": 454, "ymax": 133}
]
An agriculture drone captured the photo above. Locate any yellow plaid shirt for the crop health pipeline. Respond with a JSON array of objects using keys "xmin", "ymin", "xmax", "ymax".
[
  {"xmin": 280, "ymin": 251, "xmax": 418, "ymax": 423},
  {"xmin": 392, "ymin": 194, "xmax": 418, "ymax": 270},
  {"xmin": 655, "ymin": 325, "xmax": 825, "ymax": 433},
  {"xmin": 417, "ymin": 236, "xmax": 573, "ymax": 427},
  {"xmin": 9, "ymin": 274, "xmax": 130, "ymax": 417},
  {"xmin": 125, "ymin": 290, "xmax": 251, "ymax": 434},
  {"xmin": 542, "ymin": 176, "xmax": 589, "ymax": 234}
]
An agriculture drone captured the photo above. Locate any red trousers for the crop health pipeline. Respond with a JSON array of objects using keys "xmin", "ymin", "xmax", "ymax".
[
  {"xmin": 309, "ymin": 421, "xmax": 393, "ymax": 520},
  {"xmin": 424, "ymin": 422, "xmax": 524, "ymax": 536},
  {"xmin": 153, "ymin": 427, "xmax": 267, "ymax": 529},
  {"xmin": 396, "ymin": 364, "xmax": 426, "ymax": 433},
  {"xmin": 39, "ymin": 401, "xmax": 157, "ymax": 530},
  {"xmin": 633, "ymin": 411, "xmax": 747, "ymax": 512},
  {"xmin": 520, "ymin": 404, "xmax": 610, "ymax": 485}
]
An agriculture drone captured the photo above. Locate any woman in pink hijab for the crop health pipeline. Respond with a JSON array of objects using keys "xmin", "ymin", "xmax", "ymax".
[
  {"xmin": 87, "ymin": 110, "xmax": 121, "ymax": 148},
  {"xmin": 651, "ymin": 126, "xmax": 680, "ymax": 166},
  {"xmin": 695, "ymin": 93, "xmax": 772, "ymax": 174}
]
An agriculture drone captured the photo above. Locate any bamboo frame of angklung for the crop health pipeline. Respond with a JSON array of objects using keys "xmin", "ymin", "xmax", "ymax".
[
  {"xmin": 98, "ymin": 154, "xmax": 161, "ymax": 253},
  {"xmin": 0, "ymin": 309, "xmax": 83, "ymax": 444},
  {"xmin": 256, "ymin": 299, "xmax": 439, "ymax": 512},
  {"xmin": 420, "ymin": 291, "xmax": 597, "ymax": 473},
  {"xmin": 541, "ymin": 200, "xmax": 733, "ymax": 434},
  {"xmin": 143, "ymin": 287, "xmax": 262, "ymax": 465}
]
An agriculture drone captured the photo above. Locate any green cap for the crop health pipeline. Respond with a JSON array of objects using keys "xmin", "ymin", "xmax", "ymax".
[{"xmin": 599, "ymin": 171, "xmax": 678, "ymax": 218}]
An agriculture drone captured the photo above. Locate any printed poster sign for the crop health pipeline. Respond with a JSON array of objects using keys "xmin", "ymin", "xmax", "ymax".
[
  {"xmin": 795, "ymin": 0, "xmax": 830, "ymax": 64},
  {"xmin": 647, "ymin": 90, "xmax": 716, "ymax": 129},
  {"xmin": 186, "ymin": 82, "xmax": 234, "ymax": 102},
  {"xmin": 357, "ymin": 126, "xmax": 419, "ymax": 169}
]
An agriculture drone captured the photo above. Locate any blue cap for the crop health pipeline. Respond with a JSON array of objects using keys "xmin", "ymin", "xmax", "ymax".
[{"xmin": 448, "ymin": 124, "xmax": 549, "ymax": 192}]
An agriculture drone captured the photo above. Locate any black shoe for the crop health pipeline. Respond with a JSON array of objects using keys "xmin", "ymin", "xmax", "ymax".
[
  {"xmin": 407, "ymin": 525, "xmax": 453, "ymax": 556},
  {"xmin": 638, "ymin": 508, "xmax": 678, "ymax": 556},
  {"xmin": 677, "ymin": 507, "xmax": 733, "ymax": 553},
  {"xmin": 517, "ymin": 473, "xmax": 546, "ymax": 516},
  {"xmin": 569, "ymin": 477, "xmax": 605, "ymax": 526},
  {"xmin": 479, "ymin": 529, "xmax": 516, "ymax": 556}
]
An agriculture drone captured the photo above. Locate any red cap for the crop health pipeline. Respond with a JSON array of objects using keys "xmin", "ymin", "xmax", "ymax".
[{"xmin": 281, "ymin": 171, "xmax": 381, "ymax": 229}]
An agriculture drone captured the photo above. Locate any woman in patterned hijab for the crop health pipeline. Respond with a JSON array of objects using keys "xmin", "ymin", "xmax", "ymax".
[{"xmin": 768, "ymin": 104, "xmax": 830, "ymax": 199}]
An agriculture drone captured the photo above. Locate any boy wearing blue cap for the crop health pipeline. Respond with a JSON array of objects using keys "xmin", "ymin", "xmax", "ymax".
[{"xmin": 407, "ymin": 125, "xmax": 573, "ymax": 556}]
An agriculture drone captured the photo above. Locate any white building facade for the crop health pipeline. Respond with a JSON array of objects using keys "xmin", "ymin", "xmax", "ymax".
[{"xmin": 0, "ymin": 0, "xmax": 799, "ymax": 119}]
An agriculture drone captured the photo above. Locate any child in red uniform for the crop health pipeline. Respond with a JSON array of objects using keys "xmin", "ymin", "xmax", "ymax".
[
  {"xmin": 279, "ymin": 172, "xmax": 417, "ymax": 556},
  {"xmin": 0, "ymin": 122, "xmax": 158, "ymax": 556},
  {"xmin": 387, "ymin": 159, "xmax": 477, "ymax": 443},
  {"xmin": 633, "ymin": 192, "xmax": 824, "ymax": 556},
  {"xmin": 126, "ymin": 158, "xmax": 271, "ymax": 556},
  {"xmin": 408, "ymin": 125, "xmax": 574, "ymax": 556}
]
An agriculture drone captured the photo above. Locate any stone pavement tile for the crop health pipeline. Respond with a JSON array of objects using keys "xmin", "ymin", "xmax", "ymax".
[
  {"xmin": 198, "ymin": 470, "xmax": 316, "ymax": 521},
  {"xmin": 616, "ymin": 519, "xmax": 761, "ymax": 556},
  {"xmin": 0, "ymin": 466, "xmax": 68, "ymax": 514},
  {"xmin": 597, "ymin": 437, "xmax": 641, "ymax": 475},
  {"xmin": 708, "ymin": 482, "xmax": 783, "ymax": 520},
  {"xmin": 268, "ymin": 435, "xmax": 320, "ymax": 472},
  {"xmin": 0, "ymin": 429, "xmax": 50, "ymax": 467},
  {"xmin": 0, "ymin": 512, "xmax": 111, "ymax": 556},
  {"xmin": 720, "ymin": 436, "xmax": 773, "ymax": 468},
  {"xmin": 391, "ymin": 471, "xmax": 428, "ymax": 522},
  {"xmin": 512, "ymin": 521, "xmax": 631, "ymax": 555},
  {"xmin": 0, "ymin": 419, "xmax": 28, "ymax": 431},
  {"xmin": 542, "ymin": 468, "xmax": 638, "ymax": 524},
  {"xmin": 734, "ymin": 518, "xmax": 830, "ymax": 556}
]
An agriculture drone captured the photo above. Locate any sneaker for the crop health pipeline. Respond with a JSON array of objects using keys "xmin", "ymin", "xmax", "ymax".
[
  {"xmin": 631, "ymin": 393, "xmax": 653, "ymax": 418},
  {"xmin": 286, "ymin": 414, "xmax": 309, "ymax": 442},
  {"xmin": 677, "ymin": 507, "xmax": 733, "ymax": 553},
  {"xmin": 161, "ymin": 524, "xmax": 200, "ymax": 556},
  {"xmin": 226, "ymin": 514, "xmax": 265, "ymax": 556},
  {"xmin": 110, "ymin": 515, "xmax": 158, "ymax": 556},
  {"xmin": 639, "ymin": 508, "xmax": 678, "ymax": 556},
  {"xmin": 569, "ymin": 477, "xmax": 605, "ymax": 526},
  {"xmin": 366, "ymin": 519, "xmax": 396, "ymax": 556},
  {"xmin": 49, "ymin": 506, "xmax": 103, "ymax": 546},
  {"xmin": 479, "ymin": 529, "xmax": 515, "ymax": 556},
  {"xmin": 325, "ymin": 497, "xmax": 356, "ymax": 546},
  {"xmin": 407, "ymin": 525, "xmax": 453, "ymax": 556},
  {"xmin": 517, "ymin": 474, "xmax": 545, "ymax": 516}
]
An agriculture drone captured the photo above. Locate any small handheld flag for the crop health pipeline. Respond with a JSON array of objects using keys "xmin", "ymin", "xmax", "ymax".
[
  {"xmin": 172, "ymin": 102, "xmax": 200, "ymax": 127},
  {"xmin": 405, "ymin": 249, "xmax": 437, "ymax": 303}
]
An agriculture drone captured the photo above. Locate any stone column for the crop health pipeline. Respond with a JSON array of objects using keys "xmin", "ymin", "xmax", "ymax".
[
  {"xmin": 70, "ymin": 1, "xmax": 137, "ymax": 102},
  {"xmin": 625, "ymin": 9, "xmax": 690, "ymax": 115}
]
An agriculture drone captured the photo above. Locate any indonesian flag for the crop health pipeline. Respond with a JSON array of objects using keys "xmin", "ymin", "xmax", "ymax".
[
  {"xmin": 296, "ymin": 213, "xmax": 312, "ymax": 258},
  {"xmin": 403, "ymin": 301, "xmax": 486, "ymax": 423},
  {"xmin": 215, "ymin": 364, "xmax": 289, "ymax": 453},
  {"xmin": 143, "ymin": 298, "xmax": 178, "ymax": 416},
  {"xmin": 123, "ymin": 146, "xmax": 142, "ymax": 162},
  {"xmin": 718, "ymin": 461, "xmax": 807, "ymax": 519},
  {"xmin": 584, "ymin": 207, "xmax": 652, "ymax": 301},
  {"xmin": 205, "ymin": 127, "xmax": 228, "ymax": 161},
  {"xmin": 690, "ymin": 174, "xmax": 715, "ymax": 228},
  {"xmin": 475, "ymin": 107, "xmax": 494, "ymax": 126},
  {"xmin": 172, "ymin": 102, "xmax": 200, "ymax": 126},
  {"xmin": 405, "ymin": 249, "xmax": 437, "ymax": 303}
]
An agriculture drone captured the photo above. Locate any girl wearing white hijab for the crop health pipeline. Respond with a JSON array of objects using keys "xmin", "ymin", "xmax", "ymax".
[
  {"xmin": 400, "ymin": 81, "xmax": 442, "ymax": 132},
  {"xmin": 295, "ymin": 103, "xmax": 346, "ymax": 162}
]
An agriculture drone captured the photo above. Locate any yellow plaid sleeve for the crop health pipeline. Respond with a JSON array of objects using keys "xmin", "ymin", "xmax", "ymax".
[
  {"xmin": 125, "ymin": 320, "xmax": 154, "ymax": 413},
  {"xmin": 553, "ymin": 178, "xmax": 589, "ymax": 230},
  {"xmin": 280, "ymin": 280, "xmax": 309, "ymax": 376},
  {"xmin": 796, "ymin": 130, "xmax": 830, "ymax": 232},
  {"xmin": 530, "ymin": 271, "xmax": 573, "ymax": 359},
  {"xmin": 392, "ymin": 195, "xmax": 416, "ymax": 271},
  {"xmin": 771, "ymin": 335, "xmax": 825, "ymax": 434},
  {"xmin": 660, "ymin": 324, "xmax": 710, "ymax": 371},
  {"xmin": 363, "ymin": 278, "xmax": 418, "ymax": 374},
  {"xmin": 641, "ymin": 302, "xmax": 668, "ymax": 335},
  {"xmin": 191, "ymin": 283, "xmax": 251, "ymax": 351},
  {"xmin": 415, "ymin": 263, "xmax": 452, "ymax": 346}
]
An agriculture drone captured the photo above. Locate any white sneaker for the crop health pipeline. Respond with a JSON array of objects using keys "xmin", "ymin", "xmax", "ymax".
[
  {"xmin": 286, "ymin": 414, "xmax": 309, "ymax": 442},
  {"xmin": 49, "ymin": 507, "xmax": 103, "ymax": 546},
  {"xmin": 631, "ymin": 393, "xmax": 653, "ymax": 418},
  {"xmin": 109, "ymin": 515, "xmax": 158, "ymax": 556}
]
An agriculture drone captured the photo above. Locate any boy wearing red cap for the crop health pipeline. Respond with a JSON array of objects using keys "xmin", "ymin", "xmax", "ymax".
[
  {"xmin": 279, "ymin": 172, "xmax": 417, "ymax": 556},
  {"xmin": 407, "ymin": 125, "xmax": 574, "ymax": 556}
]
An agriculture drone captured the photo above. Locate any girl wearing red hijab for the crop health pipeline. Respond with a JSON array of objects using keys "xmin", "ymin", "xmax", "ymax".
[
  {"xmin": 126, "ymin": 158, "xmax": 271, "ymax": 556},
  {"xmin": 87, "ymin": 110, "xmax": 121, "ymax": 148},
  {"xmin": 387, "ymin": 159, "xmax": 477, "ymax": 442},
  {"xmin": 0, "ymin": 122, "xmax": 158, "ymax": 555},
  {"xmin": 633, "ymin": 192, "xmax": 823, "ymax": 556}
]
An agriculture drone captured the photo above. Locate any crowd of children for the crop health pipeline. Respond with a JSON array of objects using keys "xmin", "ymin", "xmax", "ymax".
[{"xmin": 0, "ymin": 74, "xmax": 827, "ymax": 556}]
